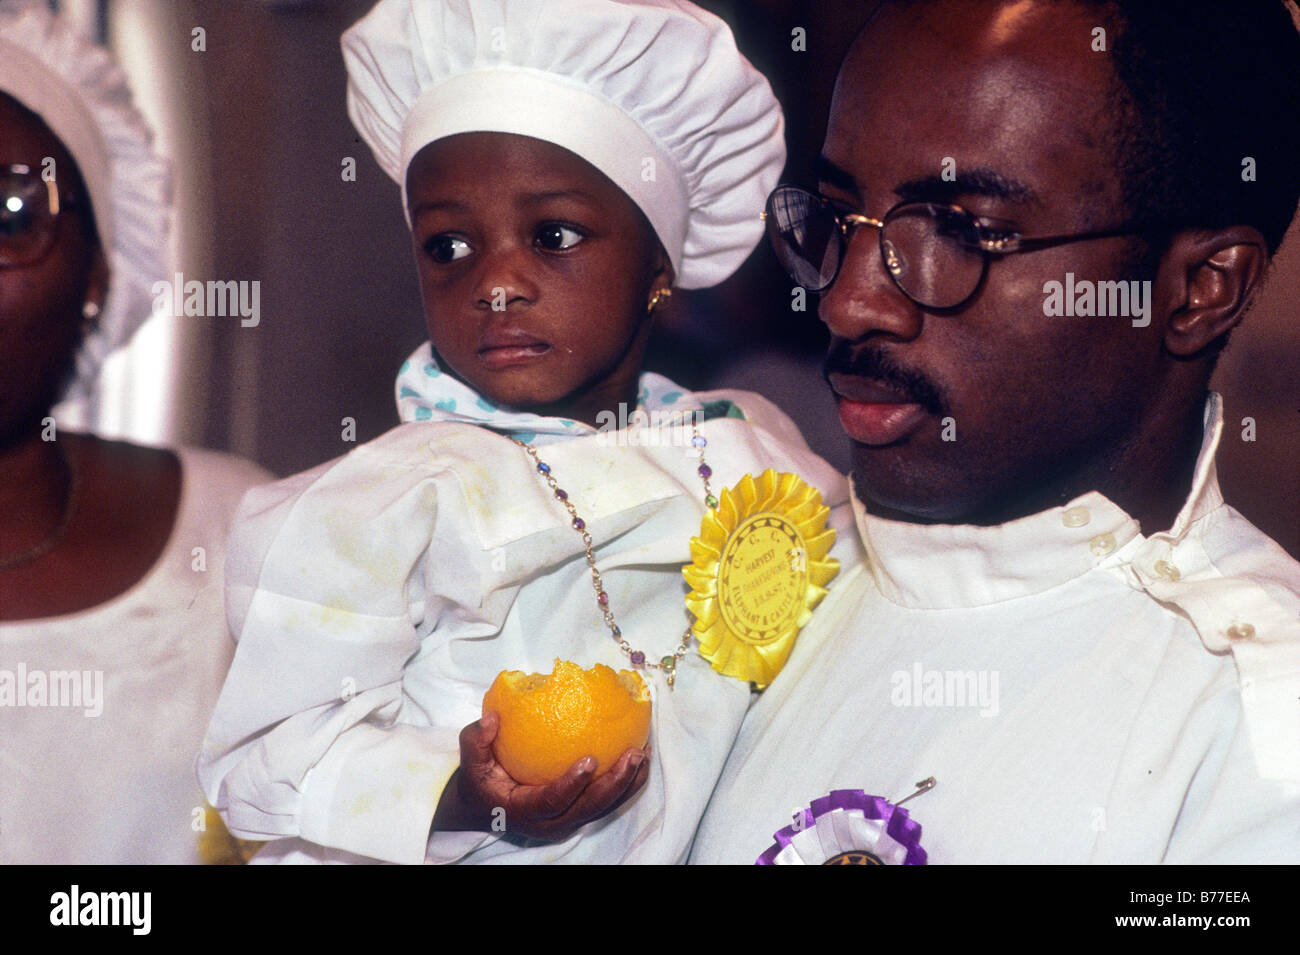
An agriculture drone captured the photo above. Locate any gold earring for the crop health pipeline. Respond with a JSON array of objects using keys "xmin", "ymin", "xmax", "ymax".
[{"xmin": 647, "ymin": 287, "xmax": 673, "ymax": 313}]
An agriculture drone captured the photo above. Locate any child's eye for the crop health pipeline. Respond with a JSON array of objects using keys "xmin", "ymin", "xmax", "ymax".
[
  {"xmin": 535, "ymin": 224, "xmax": 585, "ymax": 251},
  {"xmin": 425, "ymin": 234, "xmax": 472, "ymax": 263}
]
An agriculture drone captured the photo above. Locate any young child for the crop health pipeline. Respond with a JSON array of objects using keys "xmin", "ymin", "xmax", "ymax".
[{"xmin": 199, "ymin": 0, "xmax": 859, "ymax": 864}]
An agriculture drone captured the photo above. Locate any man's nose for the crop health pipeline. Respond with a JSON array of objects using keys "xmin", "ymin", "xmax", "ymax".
[
  {"xmin": 475, "ymin": 244, "xmax": 539, "ymax": 310},
  {"xmin": 818, "ymin": 226, "xmax": 923, "ymax": 342}
]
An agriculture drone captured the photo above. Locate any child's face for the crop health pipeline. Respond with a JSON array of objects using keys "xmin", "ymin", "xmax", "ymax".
[{"xmin": 406, "ymin": 132, "xmax": 671, "ymax": 426}]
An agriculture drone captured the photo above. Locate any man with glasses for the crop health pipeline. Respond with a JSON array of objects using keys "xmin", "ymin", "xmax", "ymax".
[{"xmin": 692, "ymin": 0, "xmax": 1300, "ymax": 863}]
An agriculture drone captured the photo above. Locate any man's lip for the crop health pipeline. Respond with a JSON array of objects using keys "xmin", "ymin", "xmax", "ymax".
[
  {"xmin": 827, "ymin": 372, "xmax": 915, "ymax": 404},
  {"xmin": 835, "ymin": 397, "xmax": 928, "ymax": 446},
  {"xmin": 827, "ymin": 372, "xmax": 928, "ymax": 446}
]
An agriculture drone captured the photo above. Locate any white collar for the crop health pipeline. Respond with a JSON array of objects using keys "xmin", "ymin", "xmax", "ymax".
[
  {"xmin": 392, "ymin": 342, "xmax": 706, "ymax": 446},
  {"xmin": 853, "ymin": 393, "xmax": 1226, "ymax": 609}
]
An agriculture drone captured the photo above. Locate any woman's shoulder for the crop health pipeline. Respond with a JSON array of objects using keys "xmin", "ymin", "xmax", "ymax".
[
  {"xmin": 75, "ymin": 435, "xmax": 273, "ymax": 525},
  {"xmin": 174, "ymin": 444, "xmax": 276, "ymax": 491},
  {"xmin": 171, "ymin": 444, "xmax": 275, "ymax": 521}
]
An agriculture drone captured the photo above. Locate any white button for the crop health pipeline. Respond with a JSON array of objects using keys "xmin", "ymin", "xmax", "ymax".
[
  {"xmin": 1062, "ymin": 506, "xmax": 1090, "ymax": 528},
  {"xmin": 1153, "ymin": 559, "xmax": 1181, "ymax": 581},
  {"xmin": 1089, "ymin": 533, "xmax": 1116, "ymax": 556},
  {"xmin": 1226, "ymin": 623, "xmax": 1255, "ymax": 641}
]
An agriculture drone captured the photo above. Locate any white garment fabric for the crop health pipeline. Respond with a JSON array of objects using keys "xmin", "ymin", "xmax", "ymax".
[
  {"xmin": 691, "ymin": 392, "xmax": 1300, "ymax": 864},
  {"xmin": 198, "ymin": 377, "xmax": 858, "ymax": 864},
  {"xmin": 0, "ymin": 448, "xmax": 270, "ymax": 864},
  {"xmin": 342, "ymin": 0, "xmax": 785, "ymax": 289}
]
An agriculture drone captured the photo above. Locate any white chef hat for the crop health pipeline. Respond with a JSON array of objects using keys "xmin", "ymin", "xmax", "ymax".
[
  {"xmin": 0, "ymin": 1, "xmax": 170, "ymax": 402},
  {"xmin": 342, "ymin": 0, "xmax": 785, "ymax": 289}
]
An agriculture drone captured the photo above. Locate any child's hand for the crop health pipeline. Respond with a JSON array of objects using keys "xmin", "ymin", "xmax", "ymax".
[{"xmin": 432, "ymin": 711, "xmax": 650, "ymax": 842}]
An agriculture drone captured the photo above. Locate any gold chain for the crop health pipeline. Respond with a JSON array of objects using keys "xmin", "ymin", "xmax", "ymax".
[
  {"xmin": 513, "ymin": 417, "xmax": 716, "ymax": 689},
  {"xmin": 0, "ymin": 442, "xmax": 80, "ymax": 572}
]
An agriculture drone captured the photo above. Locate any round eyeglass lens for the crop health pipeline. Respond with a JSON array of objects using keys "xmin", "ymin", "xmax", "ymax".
[
  {"xmin": 882, "ymin": 203, "xmax": 987, "ymax": 309},
  {"xmin": 766, "ymin": 187, "xmax": 839, "ymax": 291},
  {"xmin": 0, "ymin": 171, "xmax": 56, "ymax": 267}
]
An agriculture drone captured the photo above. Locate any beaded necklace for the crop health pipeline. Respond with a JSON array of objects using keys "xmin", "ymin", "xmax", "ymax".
[{"xmin": 513, "ymin": 419, "xmax": 715, "ymax": 689}]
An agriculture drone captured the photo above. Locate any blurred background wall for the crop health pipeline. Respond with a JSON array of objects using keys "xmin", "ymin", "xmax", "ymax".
[{"xmin": 74, "ymin": 0, "xmax": 1299, "ymax": 557}]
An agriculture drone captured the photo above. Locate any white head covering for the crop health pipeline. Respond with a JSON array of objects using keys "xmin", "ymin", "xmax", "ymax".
[
  {"xmin": 0, "ymin": 1, "xmax": 170, "ymax": 402},
  {"xmin": 342, "ymin": 0, "xmax": 785, "ymax": 289}
]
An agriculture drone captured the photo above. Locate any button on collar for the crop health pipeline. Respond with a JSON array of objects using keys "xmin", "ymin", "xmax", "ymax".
[
  {"xmin": 1226, "ymin": 623, "xmax": 1255, "ymax": 642},
  {"xmin": 1089, "ymin": 532, "xmax": 1116, "ymax": 556},
  {"xmin": 1062, "ymin": 506, "xmax": 1090, "ymax": 528}
]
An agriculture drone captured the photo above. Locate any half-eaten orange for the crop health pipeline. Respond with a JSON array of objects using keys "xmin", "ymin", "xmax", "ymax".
[{"xmin": 482, "ymin": 659, "xmax": 652, "ymax": 786}]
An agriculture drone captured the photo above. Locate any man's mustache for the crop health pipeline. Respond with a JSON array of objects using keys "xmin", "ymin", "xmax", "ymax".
[{"xmin": 821, "ymin": 340, "xmax": 947, "ymax": 416}]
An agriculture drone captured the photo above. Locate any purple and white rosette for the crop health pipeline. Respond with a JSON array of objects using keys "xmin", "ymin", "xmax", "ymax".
[{"xmin": 756, "ymin": 789, "xmax": 928, "ymax": 865}]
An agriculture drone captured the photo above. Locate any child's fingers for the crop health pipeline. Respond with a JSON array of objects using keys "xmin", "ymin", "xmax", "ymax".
[
  {"xmin": 565, "ymin": 747, "xmax": 647, "ymax": 825},
  {"xmin": 524, "ymin": 755, "xmax": 597, "ymax": 820},
  {"xmin": 603, "ymin": 747, "xmax": 651, "ymax": 815},
  {"xmin": 458, "ymin": 713, "xmax": 499, "ymax": 774}
]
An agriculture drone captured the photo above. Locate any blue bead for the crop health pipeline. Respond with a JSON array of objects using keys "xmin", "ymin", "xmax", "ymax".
[
  {"xmin": 692, "ymin": 435, "xmax": 707, "ymax": 448},
  {"xmin": 537, "ymin": 462, "xmax": 551, "ymax": 474}
]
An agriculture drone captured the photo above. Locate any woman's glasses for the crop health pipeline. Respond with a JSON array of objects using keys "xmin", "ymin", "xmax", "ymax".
[
  {"xmin": 0, "ymin": 164, "xmax": 73, "ymax": 268},
  {"xmin": 763, "ymin": 184, "xmax": 1150, "ymax": 311}
]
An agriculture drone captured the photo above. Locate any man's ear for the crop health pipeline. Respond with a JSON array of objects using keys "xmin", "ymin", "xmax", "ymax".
[{"xmin": 1158, "ymin": 226, "xmax": 1268, "ymax": 357}]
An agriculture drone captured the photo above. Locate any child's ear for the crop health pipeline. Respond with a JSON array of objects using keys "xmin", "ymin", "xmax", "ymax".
[{"xmin": 649, "ymin": 242, "xmax": 674, "ymax": 294}]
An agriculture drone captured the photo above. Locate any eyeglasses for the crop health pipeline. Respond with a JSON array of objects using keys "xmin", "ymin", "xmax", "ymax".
[
  {"xmin": 763, "ymin": 184, "xmax": 1150, "ymax": 310},
  {"xmin": 0, "ymin": 163, "xmax": 75, "ymax": 268}
]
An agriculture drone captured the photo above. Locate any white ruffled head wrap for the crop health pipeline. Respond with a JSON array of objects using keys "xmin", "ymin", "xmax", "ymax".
[
  {"xmin": 343, "ymin": 0, "xmax": 786, "ymax": 290},
  {"xmin": 0, "ymin": 0, "xmax": 170, "ymax": 402}
]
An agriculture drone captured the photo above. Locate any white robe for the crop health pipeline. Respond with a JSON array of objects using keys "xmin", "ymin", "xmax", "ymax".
[
  {"xmin": 0, "ymin": 448, "xmax": 270, "ymax": 864},
  {"xmin": 691, "ymin": 393, "xmax": 1300, "ymax": 864},
  {"xmin": 198, "ymin": 388, "xmax": 859, "ymax": 864}
]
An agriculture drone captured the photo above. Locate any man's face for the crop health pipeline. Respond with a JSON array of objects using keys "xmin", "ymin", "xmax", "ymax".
[{"xmin": 820, "ymin": 0, "xmax": 1167, "ymax": 523}]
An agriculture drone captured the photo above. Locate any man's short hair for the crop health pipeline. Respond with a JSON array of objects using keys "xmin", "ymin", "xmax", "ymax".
[{"xmin": 878, "ymin": 0, "xmax": 1300, "ymax": 255}]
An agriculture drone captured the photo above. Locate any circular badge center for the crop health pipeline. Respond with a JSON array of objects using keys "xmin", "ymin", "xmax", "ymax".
[
  {"xmin": 717, "ymin": 513, "xmax": 808, "ymax": 646},
  {"xmin": 823, "ymin": 850, "xmax": 884, "ymax": 866}
]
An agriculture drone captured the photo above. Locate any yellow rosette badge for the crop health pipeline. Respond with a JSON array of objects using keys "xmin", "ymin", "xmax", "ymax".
[{"xmin": 684, "ymin": 470, "xmax": 839, "ymax": 688}]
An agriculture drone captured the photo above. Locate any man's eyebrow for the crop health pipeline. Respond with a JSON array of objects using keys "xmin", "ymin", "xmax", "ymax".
[
  {"xmin": 813, "ymin": 154, "xmax": 859, "ymax": 195},
  {"xmin": 895, "ymin": 168, "xmax": 1040, "ymax": 206}
]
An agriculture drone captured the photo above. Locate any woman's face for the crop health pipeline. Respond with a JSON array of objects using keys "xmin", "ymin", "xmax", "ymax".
[
  {"xmin": 0, "ymin": 93, "xmax": 105, "ymax": 443},
  {"xmin": 405, "ymin": 132, "xmax": 670, "ymax": 427}
]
